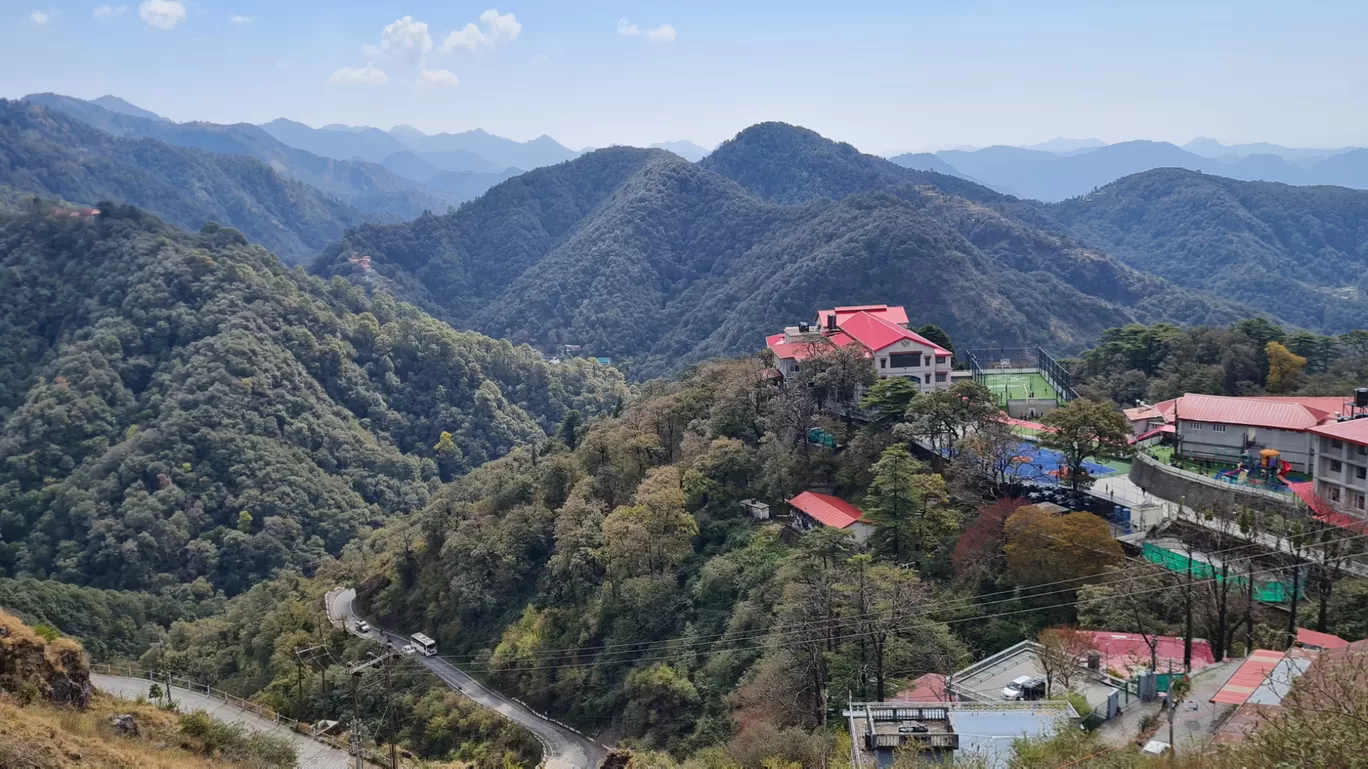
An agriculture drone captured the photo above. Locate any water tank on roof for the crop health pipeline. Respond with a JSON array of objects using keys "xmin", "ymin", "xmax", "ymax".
[{"xmin": 1356, "ymin": 388, "xmax": 1368, "ymax": 408}]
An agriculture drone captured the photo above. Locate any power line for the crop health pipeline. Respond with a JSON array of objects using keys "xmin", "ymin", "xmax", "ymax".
[
  {"xmin": 423, "ymin": 541, "xmax": 1368, "ymax": 675},
  {"xmin": 424, "ymin": 524, "xmax": 1367, "ymax": 667}
]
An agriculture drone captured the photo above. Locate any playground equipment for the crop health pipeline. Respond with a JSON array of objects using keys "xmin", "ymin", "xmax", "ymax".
[{"xmin": 1219, "ymin": 449, "xmax": 1292, "ymax": 488}]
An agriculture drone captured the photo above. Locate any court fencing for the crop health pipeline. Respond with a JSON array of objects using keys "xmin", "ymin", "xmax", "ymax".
[{"xmin": 965, "ymin": 347, "xmax": 1078, "ymax": 403}]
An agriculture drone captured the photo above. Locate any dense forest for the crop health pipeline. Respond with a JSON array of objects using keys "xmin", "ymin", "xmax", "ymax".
[
  {"xmin": 0, "ymin": 100, "xmax": 371, "ymax": 263},
  {"xmin": 23, "ymin": 93, "xmax": 461, "ymax": 221},
  {"xmin": 1053, "ymin": 168, "xmax": 1368, "ymax": 334},
  {"xmin": 0, "ymin": 202, "xmax": 624, "ymax": 594},
  {"xmin": 1070, "ymin": 318, "xmax": 1368, "ymax": 405},
  {"xmin": 316, "ymin": 123, "xmax": 1251, "ymax": 378}
]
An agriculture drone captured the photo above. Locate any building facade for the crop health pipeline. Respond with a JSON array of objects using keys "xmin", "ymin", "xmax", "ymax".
[
  {"xmin": 766, "ymin": 304, "xmax": 954, "ymax": 393},
  {"xmin": 1158, "ymin": 394, "xmax": 1339, "ymax": 473},
  {"xmin": 1309, "ymin": 419, "xmax": 1368, "ymax": 518}
]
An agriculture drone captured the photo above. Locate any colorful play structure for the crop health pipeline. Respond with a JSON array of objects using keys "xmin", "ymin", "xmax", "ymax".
[{"xmin": 1217, "ymin": 448, "xmax": 1294, "ymax": 490}]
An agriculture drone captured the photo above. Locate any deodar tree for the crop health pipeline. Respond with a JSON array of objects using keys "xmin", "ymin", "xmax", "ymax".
[{"xmin": 1038, "ymin": 399, "xmax": 1132, "ymax": 490}]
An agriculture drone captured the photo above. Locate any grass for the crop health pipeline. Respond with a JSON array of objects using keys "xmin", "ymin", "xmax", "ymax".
[{"xmin": 982, "ymin": 372, "xmax": 1060, "ymax": 407}]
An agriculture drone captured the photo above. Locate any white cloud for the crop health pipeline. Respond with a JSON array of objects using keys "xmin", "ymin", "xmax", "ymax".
[
  {"xmin": 417, "ymin": 69, "xmax": 460, "ymax": 87},
  {"xmin": 230, "ymin": 14, "xmax": 254, "ymax": 24},
  {"xmin": 479, "ymin": 9, "xmax": 520, "ymax": 41},
  {"xmin": 645, "ymin": 24, "xmax": 676, "ymax": 42},
  {"xmin": 30, "ymin": 9, "xmax": 53, "ymax": 24},
  {"xmin": 93, "ymin": 4, "xmax": 128, "ymax": 19},
  {"xmin": 442, "ymin": 8, "xmax": 520, "ymax": 53},
  {"xmin": 619, "ymin": 18, "xmax": 676, "ymax": 42},
  {"xmin": 327, "ymin": 64, "xmax": 388, "ymax": 86},
  {"xmin": 362, "ymin": 15, "xmax": 432, "ymax": 64},
  {"xmin": 138, "ymin": 0, "xmax": 185, "ymax": 29}
]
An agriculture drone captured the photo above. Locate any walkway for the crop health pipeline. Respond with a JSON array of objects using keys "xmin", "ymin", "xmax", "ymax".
[
  {"xmin": 1095, "ymin": 658, "xmax": 1240, "ymax": 754},
  {"xmin": 92, "ymin": 672, "xmax": 354, "ymax": 769}
]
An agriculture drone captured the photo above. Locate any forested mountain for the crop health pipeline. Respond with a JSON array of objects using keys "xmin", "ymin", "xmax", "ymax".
[
  {"xmin": 939, "ymin": 140, "xmax": 1368, "ymax": 202},
  {"xmin": 887, "ymin": 151, "xmax": 976, "ymax": 181},
  {"xmin": 90, "ymin": 94, "xmax": 167, "ymax": 122},
  {"xmin": 315, "ymin": 124, "xmax": 1250, "ymax": 377},
  {"xmin": 1052, "ymin": 169, "xmax": 1368, "ymax": 334},
  {"xmin": 391, "ymin": 127, "xmax": 581, "ymax": 171},
  {"xmin": 24, "ymin": 94, "xmax": 457, "ymax": 219},
  {"xmin": 0, "ymin": 203, "xmax": 624, "ymax": 594},
  {"xmin": 0, "ymin": 99, "xmax": 368, "ymax": 263}
]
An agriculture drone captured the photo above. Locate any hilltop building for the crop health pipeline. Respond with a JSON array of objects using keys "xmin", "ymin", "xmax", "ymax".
[{"xmin": 765, "ymin": 304, "xmax": 954, "ymax": 393}]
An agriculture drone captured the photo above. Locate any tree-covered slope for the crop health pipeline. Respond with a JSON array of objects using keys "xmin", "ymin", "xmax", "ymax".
[
  {"xmin": 1051, "ymin": 168, "xmax": 1368, "ymax": 334},
  {"xmin": 317, "ymin": 127, "xmax": 1248, "ymax": 376},
  {"xmin": 0, "ymin": 99, "xmax": 371, "ymax": 263},
  {"xmin": 0, "ymin": 203, "xmax": 624, "ymax": 594},
  {"xmin": 24, "ymin": 94, "xmax": 457, "ymax": 221}
]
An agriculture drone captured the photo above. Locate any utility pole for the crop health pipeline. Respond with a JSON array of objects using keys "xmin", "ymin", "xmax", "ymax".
[
  {"xmin": 1166, "ymin": 660, "xmax": 1175, "ymax": 764},
  {"xmin": 385, "ymin": 653, "xmax": 397, "ymax": 769},
  {"xmin": 1183, "ymin": 540, "xmax": 1194, "ymax": 672},
  {"xmin": 350, "ymin": 666, "xmax": 364, "ymax": 769},
  {"xmin": 1286, "ymin": 562, "xmax": 1301, "ymax": 649},
  {"xmin": 165, "ymin": 670, "xmax": 175, "ymax": 711},
  {"xmin": 296, "ymin": 648, "xmax": 305, "ymax": 720}
]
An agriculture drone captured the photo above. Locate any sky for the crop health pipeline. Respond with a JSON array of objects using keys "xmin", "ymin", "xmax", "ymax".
[{"xmin": 2, "ymin": 0, "xmax": 1366, "ymax": 154}]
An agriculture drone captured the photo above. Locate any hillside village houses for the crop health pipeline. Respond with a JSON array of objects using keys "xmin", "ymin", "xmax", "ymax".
[{"xmin": 766, "ymin": 304, "xmax": 955, "ymax": 392}]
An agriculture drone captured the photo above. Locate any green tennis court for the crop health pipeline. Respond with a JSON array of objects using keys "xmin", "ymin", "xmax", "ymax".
[{"xmin": 982, "ymin": 372, "xmax": 1060, "ymax": 407}]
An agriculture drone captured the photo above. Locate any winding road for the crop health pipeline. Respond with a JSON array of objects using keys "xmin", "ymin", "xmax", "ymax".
[
  {"xmin": 326, "ymin": 588, "xmax": 607, "ymax": 769},
  {"xmin": 91, "ymin": 672, "xmax": 354, "ymax": 769}
]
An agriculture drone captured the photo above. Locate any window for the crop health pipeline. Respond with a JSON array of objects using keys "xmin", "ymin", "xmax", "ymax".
[
  {"xmin": 1358, "ymin": 494, "xmax": 1366, "ymax": 511},
  {"xmin": 936, "ymin": 355, "xmax": 949, "ymax": 364},
  {"xmin": 935, "ymin": 372, "xmax": 947, "ymax": 383},
  {"xmin": 1185, "ymin": 421, "xmax": 1203, "ymax": 431},
  {"xmin": 1357, "ymin": 466, "xmax": 1367, "ymax": 480},
  {"xmin": 879, "ymin": 358, "xmax": 887, "ymax": 369},
  {"xmin": 924, "ymin": 356, "xmax": 932, "ymax": 367},
  {"xmin": 1330, "ymin": 486, "xmax": 1342, "ymax": 502},
  {"xmin": 1211, "ymin": 423, "xmax": 1227, "ymax": 432},
  {"xmin": 1332, "ymin": 439, "xmax": 1344, "ymax": 449},
  {"xmin": 889, "ymin": 353, "xmax": 920, "ymax": 368},
  {"xmin": 1358, "ymin": 445, "xmax": 1367, "ymax": 456},
  {"xmin": 1331, "ymin": 460, "xmax": 1343, "ymax": 472}
]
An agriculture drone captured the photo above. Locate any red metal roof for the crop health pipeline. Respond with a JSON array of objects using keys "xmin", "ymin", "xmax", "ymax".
[
  {"xmin": 837, "ymin": 312, "xmax": 951, "ymax": 356},
  {"xmin": 891, "ymin": 673, "xmax": 949, "ymax": 703},
  {"xmin": 1124, "ymin": 406, "xmax": 1163, "ymax": 422},
  {"xmin": 788, "ymin": 491, "xmax": 865, "ymax": 529},
  {"xmin": 1081, "ymin": 631, "xmax": 1215, "ymax": 676},
  {"xmin": 766, "ymin": 332, "xmax": 869, "ymax": 362},
  {"xmin": 1166, "ymin": 394, "xmax": 1334, "ymax": 431},
  {"xmin": 818, "ymin": 304, "xmax": 910, "ymax": 328},
  {"xmin": 1210, "ymin": 650, "xmax": 1285, "ymax": 705},
  {"xmin": 1297, "ymin": 627, "xmax": 1350, "ymax": 650},
  {"xmin": 1309, "ymin": 418, "xmax": 1368, "ymax": 446}
]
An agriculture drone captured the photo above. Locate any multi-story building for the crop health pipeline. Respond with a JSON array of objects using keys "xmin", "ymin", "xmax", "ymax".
[
  {"xmin": 1155, "ymin": 394, "xmax": 1348, "ymax": 473},
  {"xmin": 765, "ymin": 304, "xmax": 954, "ymax": 393},
  {"xmin": 1309, "ymin": 418, "xmax": 1368, "ymax": 518}
]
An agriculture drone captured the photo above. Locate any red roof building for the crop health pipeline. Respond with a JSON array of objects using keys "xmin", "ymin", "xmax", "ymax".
[
  {"xmin": 1155, "ymin": 393, "xmax": 1342, "ymax": 473},
  {"xmin": 1296, "ymin": 627, "xmax": 1350, "ymax": 651},
  {"xmin": 1080, "ymin": 631, "xmax": 1215, "ymax": 677},
  {"xmin": 1210, "ymin": 649, "xmax": 1286, "ymax": 705},
  {"xmin": 787, "ymin": 491, "xmax": 874, "ymax": 545},
  {"xmin": 891, "ymin": 673, "xmax": 950, "ymax": 703},
  {"xmin": 1307, "ymin": 417, "xmax": 1368, "ymax": 521},
  {"xmin": 765, "ymin": 304, "xmax": 954, "ymax": 394}
]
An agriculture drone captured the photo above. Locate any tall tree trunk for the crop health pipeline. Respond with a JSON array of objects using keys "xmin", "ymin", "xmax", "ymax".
[{"xmin": 1213, "ymin": 562, "xmax": 1230, "ymax": 662}]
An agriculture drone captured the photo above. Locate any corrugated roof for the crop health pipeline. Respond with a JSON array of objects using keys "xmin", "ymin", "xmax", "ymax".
[
  {"xmin": 1309, "ymin": 418, "xmax": 1368, "ymax": 445},
  {"xmin": 1124, "ymin": 406, "xmax": 1162, "ymax": 421},
  {"xmin": 1246, "ymin": 655, "xmax": 1315, "ymax": 705},
  {"xmin": 818, "ymin": 304, "xmax": 910, "ymax": 328},
  {"xmin": 1210, "ymin": 650, "xmax": 1285, "ymax": 705},
  {"xmin": 788, "ymin": 491, "xmax": 864, "ymax": 529},
  {"xmin": 1169, "ymin": 394, "xmax": 1333, "ymax": 431},
  {"xmin": 838, "ymin": 311, "xmax": 951, "ymax": 355},
  {"xmin": 891, "ymin": 673, "xmax": 949, "ymax": 703},
  {"xmin": 1082, "ymin": 631, "xmax": 1215, "ymax": 675},
  {"xmin": 1297, "ymin": 627, "xmax": 1350, "ymax": 650}
]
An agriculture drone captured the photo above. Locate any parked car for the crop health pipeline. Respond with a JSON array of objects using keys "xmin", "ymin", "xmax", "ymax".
[
  {"xmin": 401, "ymin": 644, "xmax": 417, "ymax": 655},
  {"xmin": 1001, "ymin": 675, "xmax": 1046, "ymax": 700}
]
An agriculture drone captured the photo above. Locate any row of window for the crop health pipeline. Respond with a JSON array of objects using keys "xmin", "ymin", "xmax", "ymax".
[
  {"xmin": 881, "ymin": 354, "xmax": 950, "ymax": 369},
  {"xmin": 1182, "ymin": 421, "xmax": 1227, "ymax": 432},
  {"xmin": 1326, "ymin": 459, "xmax": 1368, "ymax": 480},
  {"xmin": 1326, "ymin": 486, "xmax": 1368, "ymax": 510},
  {"xmin": 1329, "ymin": 438, "xmax": 1368, "ymax": 456}
]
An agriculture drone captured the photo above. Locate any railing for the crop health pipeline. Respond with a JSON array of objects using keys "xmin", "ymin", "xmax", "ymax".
[{"xmin": 89, "ymin": 664, "xmax": 396, "ymax": 767}]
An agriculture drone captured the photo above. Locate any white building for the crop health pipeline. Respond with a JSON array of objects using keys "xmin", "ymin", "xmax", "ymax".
[
  {"xmin": 1309, "ymin": 418, "xmax": 1368, "ymax": 518},
  {"xmin": 765, "ymin": 304, "xmax": 954, "ymax": 393}
]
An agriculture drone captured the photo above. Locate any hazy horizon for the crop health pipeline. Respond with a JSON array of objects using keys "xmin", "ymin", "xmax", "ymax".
[{"xmin": 4, "ymin": 0, "xmax": 1366, "ymax": 154}]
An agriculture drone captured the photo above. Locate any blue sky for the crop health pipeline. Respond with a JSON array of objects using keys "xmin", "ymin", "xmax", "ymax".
[{"xmin": 2, "ymin": 0, "xmax": 1366, "ymax": 153}]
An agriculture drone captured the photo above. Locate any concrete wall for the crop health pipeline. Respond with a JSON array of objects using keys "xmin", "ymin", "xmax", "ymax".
[
  {"xmin": 1315, "ymin": 435, "xmax": 1368, "ymax": 517},
  {"xmin": 1129, "ymin": 452, "xmax": 1298, "ymax": 516}
]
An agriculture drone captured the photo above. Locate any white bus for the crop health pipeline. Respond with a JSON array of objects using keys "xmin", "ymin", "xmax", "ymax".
[{"xmin": 410, "ymin": 633, "xmax": 438, "ymax": 657}]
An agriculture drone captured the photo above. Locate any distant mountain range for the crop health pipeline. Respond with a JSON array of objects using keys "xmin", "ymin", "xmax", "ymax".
[
  {"xmin": 650, "ymin": 140, "xmax": 711, "ymax": 162},
  {"xmin": 312, "ymin": 122, "xmax": 1252, "ymax": 376},
  {"xmin": 264, "ymin": 120, "xmax": 582, "ymax": 172},
  {"xmin": 931, "ymin": 141, "xmax": 1368, "ymax": 201},
  {"xmin": 0, "ymin": 98, "xmax": 368, "ymax": 262}
]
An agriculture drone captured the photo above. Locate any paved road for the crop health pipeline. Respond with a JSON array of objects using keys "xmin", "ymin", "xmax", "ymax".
[
  {"xmin": 1094, "ymin": 658, "xmax": 1241, "ymax": 754},
  {"xmin": 92, "ymin": 672, "xmax": 354, "ymax": 769},
  {"xmin": 328, "ymin": 588, "xmax": 607, "ymax": 769}
]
